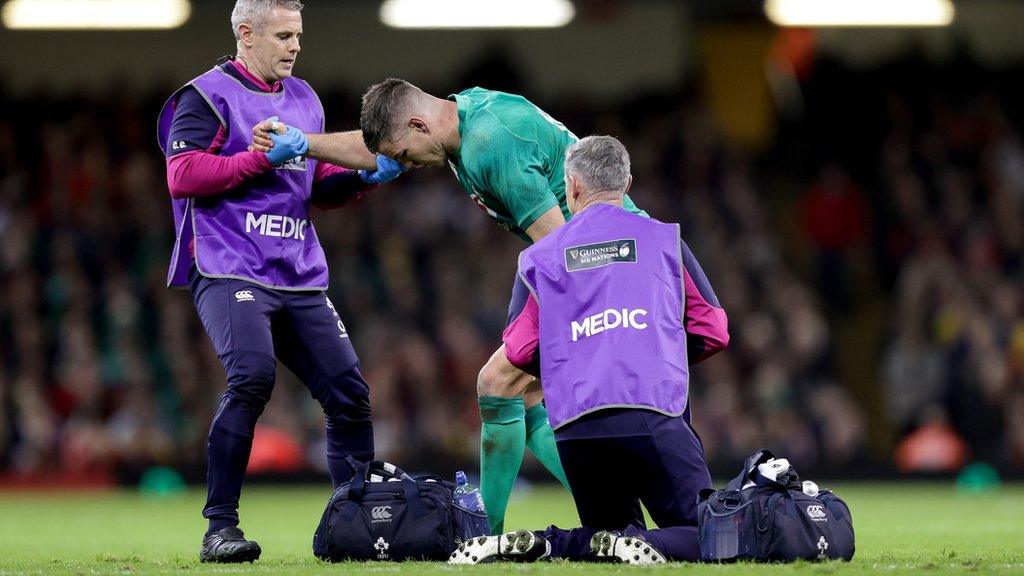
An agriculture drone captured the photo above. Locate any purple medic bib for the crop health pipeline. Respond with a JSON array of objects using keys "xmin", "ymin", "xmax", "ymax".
[
  {"xmin": 157, "ymin": 67, "xmax": 327, "ymax": 290},
  {"xmin": 518, "ymin": 203, "xmax": 689, "ymax": 429}
]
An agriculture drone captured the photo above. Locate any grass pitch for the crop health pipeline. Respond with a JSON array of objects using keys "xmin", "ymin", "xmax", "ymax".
[{"xmin": 0, "ymin": 483, "xmax": 1022, "ymax": 575}]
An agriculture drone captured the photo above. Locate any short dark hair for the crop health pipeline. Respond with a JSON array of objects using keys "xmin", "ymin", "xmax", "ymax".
[{"xmin": 360, "ymin": 78, "xmax": 418, "ymax": 153}]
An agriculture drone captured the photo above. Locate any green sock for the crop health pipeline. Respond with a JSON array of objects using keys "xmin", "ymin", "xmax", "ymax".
[
  {"xmin": 478, "ymin": 395, "xmax": 526, "ymax": 534},
  {"xmin": 524, "ymin": 403, "xmax": 571, "ymax": 492}
]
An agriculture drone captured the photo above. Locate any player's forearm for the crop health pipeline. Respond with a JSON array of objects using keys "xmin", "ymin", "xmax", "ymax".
[
  {"xmin": 305, "ymin": 131, "xmax": 377, "ymax": 170},
  {"xmin": 166, "ymin": 150, "xmax": 271, "ymax": 199},
  {"xmin": 524, "ymin": 205, "xmax": 567, "ymax": 242}
]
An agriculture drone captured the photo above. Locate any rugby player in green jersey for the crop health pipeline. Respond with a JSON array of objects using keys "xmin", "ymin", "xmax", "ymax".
[{"xmin": 252, "ymin": 79, "xmax": 646, "ymax": 533}]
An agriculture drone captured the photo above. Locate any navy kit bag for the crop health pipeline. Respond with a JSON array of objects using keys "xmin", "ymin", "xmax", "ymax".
[
  {"xmin": 697, "ymin": 449, "xmax": 855, "ymax": 562},
  {"xmin": 313, "ymin": 459, "xmax": 489, "ymax": 562}
]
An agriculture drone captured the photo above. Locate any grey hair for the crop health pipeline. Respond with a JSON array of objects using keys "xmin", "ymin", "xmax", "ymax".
[
  {"xmin": 231, "ymin": 0, "xmax": 304, "ymax": 40},
  {"xmin": 564, "ymin": 135, "xmax": 631, "ymax": 195}
]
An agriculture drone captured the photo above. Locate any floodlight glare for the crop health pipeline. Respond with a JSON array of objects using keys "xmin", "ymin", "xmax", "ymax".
[
  {"xmin": 380, "ymin": 0, "xmax": 575, "ymax": 29},
  {"xmin": 764, "ymin": 0, "xmax": 954, "ymax": 27},
  {"xmin": 2, "ymin": 0, "xmax": 191, "ymax": 30}
]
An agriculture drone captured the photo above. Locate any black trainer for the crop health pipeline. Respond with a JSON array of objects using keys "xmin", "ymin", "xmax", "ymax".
[{"xmin": 199, "ymin": 526, "xmax": 262, "ymax": 563}]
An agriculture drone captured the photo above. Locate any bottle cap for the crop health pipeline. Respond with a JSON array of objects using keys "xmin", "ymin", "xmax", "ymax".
[{"xmin": 802, "ymin": 480, "xmax": 819, "ymax": 497}]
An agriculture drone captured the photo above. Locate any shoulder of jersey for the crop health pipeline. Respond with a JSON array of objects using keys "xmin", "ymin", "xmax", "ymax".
[{"xmin": 459, "ymin": 111, "xmax": 506, "ymax": 156}]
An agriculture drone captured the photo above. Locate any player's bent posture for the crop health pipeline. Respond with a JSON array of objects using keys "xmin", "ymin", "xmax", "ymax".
[
  {"xmin": 254, "ymin": 79, "xmax": 650, "ymax": 533},
  {"xmin": 451, "ymin": 136, "xmax": 729, "ymax": 564},
  {"xmin": 156, "ymin": 0, "xmax": 402, "ymax": 563}
]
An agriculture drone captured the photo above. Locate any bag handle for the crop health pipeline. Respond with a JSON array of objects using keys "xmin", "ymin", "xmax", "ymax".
[
  {"xmin": 725, "ymin": 448, "xmax": 777, "ymax": 491},
  {"xmin": 341, "ymin": 458, "xmax": 429, "ymax": 520},
  {"xmin": 346, "ymin": 458, "xmax": 411, "ymax": 500},
  {"xmin": 354, "ymin": 458, "xmax": 406, "ymax": 482}
]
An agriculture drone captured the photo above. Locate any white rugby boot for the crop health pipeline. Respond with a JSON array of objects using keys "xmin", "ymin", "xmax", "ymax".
[
  {"xmin": 448, "ymin": 529, "xmax": 551, "ymax": 564},
  {"xmin": 590, "ymin": 531, "xmax": 667, "ymax": 565}
]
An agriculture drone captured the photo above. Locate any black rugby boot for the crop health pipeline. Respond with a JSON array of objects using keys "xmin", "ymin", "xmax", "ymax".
[{"xmin": 199, "ymin": 526, "xmax": 262, "ymax": 563}]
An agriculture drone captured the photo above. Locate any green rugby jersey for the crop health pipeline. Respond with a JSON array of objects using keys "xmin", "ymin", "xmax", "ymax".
[{"xmin": 448, "ymin": 87, "xmax": 647, "ymax": 243}]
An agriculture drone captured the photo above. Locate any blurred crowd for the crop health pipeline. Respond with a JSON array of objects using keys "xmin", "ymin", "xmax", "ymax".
[
  {"xmin": 0, "ymin": 55, "xmax": 1020, "ymax": 482},
  {"xmin": 871, "ymin": 73, "xmax": 1024, "ymax": 472},
  {"xmin": 793, "ymin": 56, "xmax": 1024, "ymax": 472}
]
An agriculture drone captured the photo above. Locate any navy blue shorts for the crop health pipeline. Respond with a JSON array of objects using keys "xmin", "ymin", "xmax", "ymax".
[
  {"xmin": 554, "ymin": 408, "xmax": 712, "ymax": 530},
  {"xmin": 189, "ymin": 267, "xmax": 369, "ymax": 422}
]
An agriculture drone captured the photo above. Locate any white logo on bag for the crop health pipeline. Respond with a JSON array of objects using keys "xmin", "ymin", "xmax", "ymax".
[
  {"xmin": 235, "ymin": 290, "xmax": 255, "ymax": 303},
  {"xmin": 816, "ymin": 536, "xmax": 829, "ymax": 559},
  {"xmin": 806, "ymin": 505, "xmax": 827, "ymax": 521},
  {"xmin": 371, "ymin": 506, "xmax": 393, "ymax": 523},
  {"xmin": 374, "ymin": 537, "xmax": 390, "ymax": 559}
]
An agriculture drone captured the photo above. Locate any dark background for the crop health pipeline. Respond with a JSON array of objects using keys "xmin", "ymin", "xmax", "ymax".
[{"xmin": 1, "ymin": 0, "xmax": 1022, "ymax": 486}]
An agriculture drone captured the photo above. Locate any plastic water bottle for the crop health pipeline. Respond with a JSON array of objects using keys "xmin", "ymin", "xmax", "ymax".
[{"xmin": 453, "ymin": 471, "xmax": 486, "ymax": 513}]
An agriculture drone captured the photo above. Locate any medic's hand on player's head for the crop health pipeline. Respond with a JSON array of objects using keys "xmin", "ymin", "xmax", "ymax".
[
  {"xmin": 264, "ymin": 122, "xmax": 309, "ymax": 166},
  {"xmin": 249, "ymin": 116, "xmax": 288, "ymax": 154},
  {"xmin": 358, "ymin": 154, "xmax": 408, "ymax": 185}
]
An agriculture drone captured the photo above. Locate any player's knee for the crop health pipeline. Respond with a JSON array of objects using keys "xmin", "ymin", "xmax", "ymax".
[
  {"xmin": 323, "ymin": 395, "xmax": 372, "ymax": 425},
  {"xmin": 222, "ymin": 351, "xmax": 276, "ymax": 407},
  {"xmin": 477, "ymin": 356, "xmax": 518, "ymax": 398},
  {"xmin": 317, "ymin": 365, "xmax": 373, "ymax": 424},
  {"xmin": 523, "ymin": 385, "xmax": 544, "ymax": 409}
]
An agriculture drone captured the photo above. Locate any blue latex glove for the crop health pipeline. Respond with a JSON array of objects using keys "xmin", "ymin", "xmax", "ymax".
[
  {"xmin": 266, "ymin": 124, "xmax": 309, "ymax": 165},
  {"xmin": 359, "ymin": 154, "xmax": 408, "ymax": 185}
]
